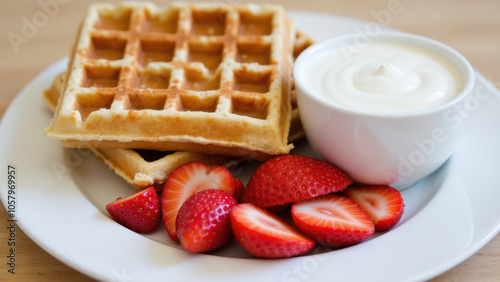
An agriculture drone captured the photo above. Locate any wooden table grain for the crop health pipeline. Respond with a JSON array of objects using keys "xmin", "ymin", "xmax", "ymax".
[{"xmin": 1, "ymin": 0, "xmax": 499, "ymax": 281}]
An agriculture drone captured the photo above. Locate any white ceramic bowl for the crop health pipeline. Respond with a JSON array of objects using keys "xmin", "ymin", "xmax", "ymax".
[{"xmin": 294, "ymin": 32, "xmax": 475, "ymax": 189}]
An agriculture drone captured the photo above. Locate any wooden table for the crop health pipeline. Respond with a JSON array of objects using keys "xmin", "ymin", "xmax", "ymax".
[{"xmin": 1, "ymin": 0, "xmax": 499, "ymax": 281}]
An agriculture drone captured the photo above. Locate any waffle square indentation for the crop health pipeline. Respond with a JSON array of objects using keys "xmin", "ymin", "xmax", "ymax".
[
  {"xmin": 238, "ymin": 12, "xmax": 272, "ymax": 36},
  {"xmin": 128, "ymin": 93, "xmax": 167, "ymax": 111},
  {"xmin": 180, "ymin": 94, "xmax": 219, "ymax": 113},
  {"xmin": 144, "ymin": 9, "xmax": 179, "ymax": 34},
  {"xmin": 234, "ymin": 69, "xmax": 270, "ymax": 93},
  {"xmin": 140, "ymin": 40, "xmax": 175, "ymax": 66},
  {"xmin": 94, "ymin": 9, "xmax": 131, "ymax": 31},
  {"xmin": 191, "ymin": 10, "xmax": 226, "ymax": 35},
  {"xmin": 75, "ymin": 92, "xmax": 114, "ymax": 121},
  {"xmin": 184, "ymin": 70, "xmax": 220, "ymax": 91},
  {"xmin": 83, "ymin": 67, "xmax": 121, "ymax": 88},
  {"xmin": 89, "ymin": 36, "xmax": 126, "ymax": 61},
  {"xmin": 135, "ymin": 71, "xmax": 170, "ymax": 89},
  {"xmin": 188, "ymin": 41, "xmax": 223, "ymax": 71},
  {"xmin": 236, "ymin": 42, "xmax": 271, "ymax": 65},
  {"xmin": 231, "ymin": 95, "xmax": 269, "ymax": 120}
]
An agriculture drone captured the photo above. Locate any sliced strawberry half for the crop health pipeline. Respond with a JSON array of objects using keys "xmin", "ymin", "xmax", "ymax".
[
  {"xmin": 106, "ymin": 187, "xmax": 160, "ymax": 233},
  {"xmin": 162, "ymin": 162, "xmax": 236, "ymax": 241},
  {"xmin": 343, "ymin": 185, "xmax": 405, "ymax": 231},
  {"xmin": 241, "ymin": 155, "xmax": 352, "ymax": 209},
  {"xmin": 291, "ymin": 194, "xmax": 375, "ymax": 247},
  {"xmin": 230, "ymin": 203, "xmax": 316, "ymax": 258}
]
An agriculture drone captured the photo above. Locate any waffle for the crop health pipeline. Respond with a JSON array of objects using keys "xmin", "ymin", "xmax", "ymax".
[
  {"xmin": 44, "ymin": 1, "xmax": 296, "ymax": 160},
  {"xmin": 44, "ymin": 30, "xmax": 315, "ymax": 189}
]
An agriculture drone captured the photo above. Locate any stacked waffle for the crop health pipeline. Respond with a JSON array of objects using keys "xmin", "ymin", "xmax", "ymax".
[{"xmin": 44, "ymin": 1, "xmax": 314, "ymax": 189}]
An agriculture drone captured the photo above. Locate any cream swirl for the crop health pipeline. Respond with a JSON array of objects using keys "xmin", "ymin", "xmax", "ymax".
[{"xmin": 307, "ymin": 42, "xmax": 462, "ymax": 113}]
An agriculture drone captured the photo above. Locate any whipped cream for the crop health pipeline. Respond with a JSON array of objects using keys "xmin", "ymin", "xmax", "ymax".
[{"xmin": 306, "ymin": 42, "xmax": 462, "ymax": 113}]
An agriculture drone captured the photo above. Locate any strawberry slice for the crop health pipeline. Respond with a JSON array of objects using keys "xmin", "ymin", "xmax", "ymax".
[
  {"xmin": 162, "ymin": 162, "xmax": 236, "ymax": 241},
  {"xmin": 233, "ymin": 178, "xmax": 244, "ymax": 202},
  {"xmin": 291, "ymin": 194, "xmax": 375, "ymax": 247},
  {"xmin": 176, "ymin": 189, "xmax": 238, "ymax": 253},
  {"xmin": 241, "ymin": 155, "xmax": 352, "ymax": 209},
  {"xmin": 106, "ymin": 187, "xmax": 160, "ymax": 233},
  {"xmin": 343, "ymin": 185, "xmax": 405, "ymax": 231},
  {"xmin": 230, "ymin": 203, "xmax": 316, "ymax": 258}
]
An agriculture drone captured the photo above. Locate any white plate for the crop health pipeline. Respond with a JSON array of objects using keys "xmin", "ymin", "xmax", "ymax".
[{"xmin": 1, "ymin": 11, "xmax": 500, "ymax": 282}]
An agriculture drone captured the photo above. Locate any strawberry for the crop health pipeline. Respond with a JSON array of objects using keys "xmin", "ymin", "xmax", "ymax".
[
  {"xmin": 106, "ymin": 187, "xmax": 160, "ymax": 233},
  {"xmin": 176, "ymin": 189, "xmax": 238, "ymax": 253},
  {"xmin": 230, "ymin": 203, "xmax": 316, "ymax": 258},
  {"xmin": 162, "ymin": 162, "xmax": 236, "ymax": 241},
  {"xmin": 234, "ymin": 178, "xmax": 244, "ymax": 202},
  {"xmin": 343, "ymin": 185, "xmax": 405, "ymax": 231},
  {"xmin": 291, "ymin": 194, "xmax": 374, "ymax": 247},
  {"xmin": 241, "ymin": 155, "xmax": 352, "ymax": 208}
]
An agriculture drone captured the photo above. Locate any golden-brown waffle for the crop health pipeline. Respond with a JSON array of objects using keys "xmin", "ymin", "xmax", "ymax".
[
  {"xmin": 44, "ymin": 1, "xmax": 296, "ymax": 160},
  {"xmin": 44, "ymin": 30, "xmax": 315, "ymax": 189}
]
